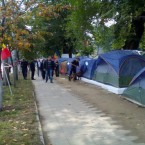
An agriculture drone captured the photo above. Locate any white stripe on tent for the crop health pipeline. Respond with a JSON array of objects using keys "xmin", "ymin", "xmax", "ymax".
[{"xmin": 81, "ymin": 77, "xmax": 126, "ymax": 95}]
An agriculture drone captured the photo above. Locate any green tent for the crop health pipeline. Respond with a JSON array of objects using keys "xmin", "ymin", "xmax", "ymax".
[{"xmin": 123, "ymin": 67, "xmax": 145, "ymax": 106}]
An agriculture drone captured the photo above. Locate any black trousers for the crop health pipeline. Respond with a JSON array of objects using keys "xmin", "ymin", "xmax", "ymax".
[
  {"xmin": 41, "ymin": 70, "xmax": 45, "ymax": 80},
  {"xmin": 22, "ymin": 68, "xmax": 27, "ymax": 79},
  {"xmin": 31, "ymin": 71, "xmax": 35, "ymax": 79},
  {"xmin": 55, "ymin": 68, "xmax": 59, "ymax": 77}
]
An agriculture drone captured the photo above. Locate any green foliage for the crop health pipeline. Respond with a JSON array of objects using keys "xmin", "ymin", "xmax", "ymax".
[
  {"xmin": 2, "ymin": 0, "xmax": 145, "ymax": 58},
  {"xmin": 139, "ymin": 32, "xmax": 145, "ymax": 50},
  {"xmin": 65, "ymin": 0, "xmax": 145, "ymax": 52}
]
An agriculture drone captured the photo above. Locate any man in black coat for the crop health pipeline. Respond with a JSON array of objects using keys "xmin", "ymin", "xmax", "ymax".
[
  {"xmin": 40, "ymin": 59, "xmax": 46, "ymax": 80},
  {"xmin": 21, "ymin": 59, "xmax": 28, "ymax": 80},
  {"xmin": 55, "ymin": 60, "xmax": 59, "ymax": 77},
  {"xmin": 30, "ymin": 60, "xmax": 36, "ymax": 80}
]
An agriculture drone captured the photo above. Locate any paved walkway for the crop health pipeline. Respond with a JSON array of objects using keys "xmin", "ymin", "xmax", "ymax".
[{"xmin": 33, "ymin": 77, "xmax": 145, "ymax": 145}]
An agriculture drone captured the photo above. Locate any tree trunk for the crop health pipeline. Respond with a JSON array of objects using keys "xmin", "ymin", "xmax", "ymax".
[
  {"xmin": 11, "ymin": 50, "xmax": 18, "ymax": 87},
  {"xmin": 123, "ymin": 12, "xmax": 145, "ymax": 50}
]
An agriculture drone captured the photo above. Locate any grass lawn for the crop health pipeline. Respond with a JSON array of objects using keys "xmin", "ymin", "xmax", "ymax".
[{"xmin": 0, "ymin": 74, "xmax": 42, "ymax": 145}]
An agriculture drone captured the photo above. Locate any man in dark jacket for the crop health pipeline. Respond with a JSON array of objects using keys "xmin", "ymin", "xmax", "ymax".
[
  {"xmin": 30, "ymin": 60, "xmax": 36, "ymax": 80},
  {"xmin": 55, "ymin": 60, "xmax": 59, "ymax": 77},
  {"xmin": 40, "ymin": 59, "xmax": 46, "ymax": 80},
  {"xmin": 69, "ymin": 58, "xmax": 79, "ymax": 81},
  {"xmin": 21, "ymin": 59, "xmax": 28, "ymax": 80},
  {"xmin": 44, "ymin": 56, "xmax": 55, "ymax": 83}
]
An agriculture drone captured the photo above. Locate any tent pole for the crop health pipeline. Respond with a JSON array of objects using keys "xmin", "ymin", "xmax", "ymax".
[{"xmin": 138, "ymin": 78, "xmax": 142, "ymax": 105}]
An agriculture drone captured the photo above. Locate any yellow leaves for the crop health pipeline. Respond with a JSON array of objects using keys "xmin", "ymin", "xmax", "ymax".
[
  {"xmin": 0, "ymin": 26, "xmax": 4, "ymax": 31},
  {"xmin": 25, "ymin": 42, "xmax": 31, "ymax": 48},
  {"xmin": 15, "ymin": 34, "xmax": 19, "ymax": 40},
  {"xmin": 18, "ymin": 42, "xmax": 23, "ymax": 48},
  {"xmin": 36, "ymin": 4, "xmax": 71, "ymax": 19},
  {"xmin": 55, "ymin": 4, "xmax": 63, "ymax": 12},
  {"xmin": 7, "ymin": 36, "xmax": 12, "ymax": 41},
  {"xmin": 21, "ymin": 30, "xmax": 29, "ymax": 35},
  {"xmin": 2, "ymin": 34, "xmax": 12, "ymax": 42},
  {"xmin": 17, "ymin": 41, "xmax": 31, "ymax": 50}
]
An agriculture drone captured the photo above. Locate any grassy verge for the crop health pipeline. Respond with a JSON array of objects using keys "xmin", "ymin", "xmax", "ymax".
[{"xmin": 0, "ymin": 75, "xmax": 42, "ymax": 145}]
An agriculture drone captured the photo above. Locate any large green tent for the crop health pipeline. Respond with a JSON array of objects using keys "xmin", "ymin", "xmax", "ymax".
[{"xmin": 123, "ymin": 67, "xmax": 145, "ymax": 106}]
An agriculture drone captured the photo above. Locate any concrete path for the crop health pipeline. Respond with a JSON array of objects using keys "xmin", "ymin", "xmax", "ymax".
[{"xmin": 33, "ymin": 77, "xmax": 145, "ymax": 145}]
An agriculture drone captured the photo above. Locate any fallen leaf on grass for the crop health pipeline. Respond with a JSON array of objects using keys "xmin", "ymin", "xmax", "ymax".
[
  {"xmin": 23, "ymin": 134, "xmax": 28, "ymax": 137},
  {"xmin": 8, "ymin": 120, "xmax": 13, "ymax": 122},
  {"xmin": 13, "ymin": 139, "xmax": 17, "ymax": 142},
  {"xmin": 13, "ymin": 127, "xmax": 17, "ymax": 130},
  {"xmin": 21, "ymin": 122, "xmax": 26, "ymax": 125},
  {"xmin": 22, "ymin": 128, "xmax": 28, "ymax": 131}
]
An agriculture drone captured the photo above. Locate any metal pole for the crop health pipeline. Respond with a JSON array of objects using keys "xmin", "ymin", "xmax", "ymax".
[{"xmin": 3, "ymin": 62, "xmax": 13, "ymax": 96}]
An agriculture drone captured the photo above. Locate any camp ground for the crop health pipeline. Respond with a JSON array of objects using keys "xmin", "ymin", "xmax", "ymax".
[
  {"xmin": 81, "ymin": 51, "xmax": 145, "ymax": 94},
  {"xmin": 58, "ymin": 50, "xmax": 145, "ymax": 105},
  {"xmin": 123, "ymin": 67, "xmax": 145, "ymax": 107}
]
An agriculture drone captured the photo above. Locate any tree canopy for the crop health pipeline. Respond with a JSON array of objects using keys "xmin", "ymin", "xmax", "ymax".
[
  {"xmin": 1, "ymin": 0, "xmax": 145, "ymax": 59},
  {"xmin": 65, "ymin": 0, "xmax": 145, "ymax": 53}
]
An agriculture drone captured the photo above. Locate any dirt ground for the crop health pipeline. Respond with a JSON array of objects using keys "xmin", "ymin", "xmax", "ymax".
[{"xmin": 56, "ymin": 76, "xmax": 145, "ymax": 143}]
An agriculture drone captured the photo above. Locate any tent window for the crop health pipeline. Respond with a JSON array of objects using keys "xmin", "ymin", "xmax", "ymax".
[{"xmin": 120, "ymin": 58, "xmax": 145, "ymax": 77}]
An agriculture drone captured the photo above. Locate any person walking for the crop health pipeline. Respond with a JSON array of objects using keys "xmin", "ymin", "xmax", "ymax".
[
  {"xmin": 30, "ymin": 59, "xmax": 36, "ymax": 80},
  {"xmin": 55, "ymin": 60, "xmax": 59, "ymax": 77},
  {"xmin": 21, "ymin": 59, "xmax": 28, "ymax": 80},
  {"xmin": 37, "ymin": 59, "xmax": 41, "ymax": 77},
  {"xmin": 44, "ymin": 56, "xmax": 55, "ymax": 83},
  {"xmin": 40, "ymin": 59, "xmax": 46, "ymax": 80}
]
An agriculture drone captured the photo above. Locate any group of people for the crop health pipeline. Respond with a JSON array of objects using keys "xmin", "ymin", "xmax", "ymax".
[
  {"xmin": 20, "ymin": 56, "xmax": 59, "ymax": 83},
  {"xmin": 20, "ymin": 56, "xmax": 81, "ymax": 83},
  {"xmin": 39, "ymin": 56, "xmax": 59, "ymax": 83}
]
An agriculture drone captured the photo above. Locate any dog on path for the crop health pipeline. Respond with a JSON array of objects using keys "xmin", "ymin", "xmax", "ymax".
[{"xmin": 69, "ymin": 70, "xmax": 82, "ymax": 81}]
